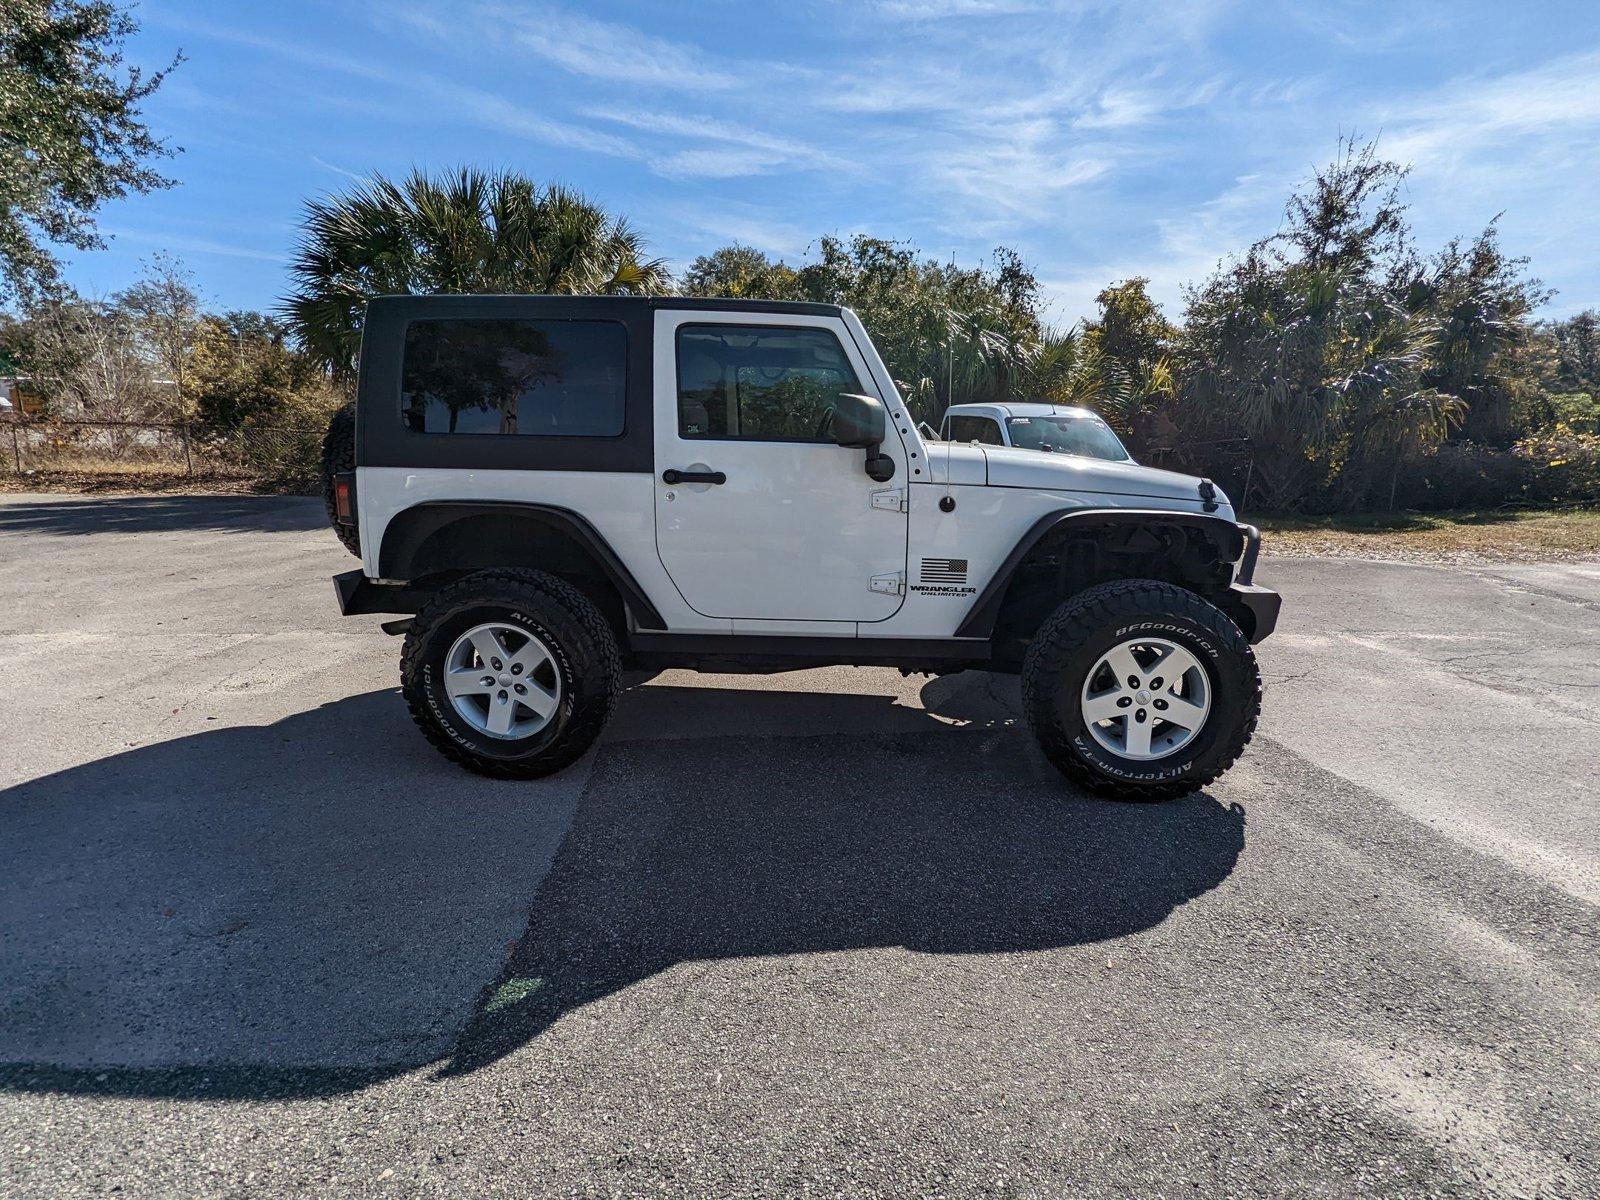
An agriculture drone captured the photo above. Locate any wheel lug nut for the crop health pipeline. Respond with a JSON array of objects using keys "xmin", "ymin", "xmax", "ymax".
[
  {"xmin": 1127, "ymin": 675, "xmax": 1140, "ymax": 689},
  {"xmin": 514, "ymin": 683, "xmax": 526, "ymax": 694},
  {"xmin": 497, "ymin": 690, "xmax": 507, "ymax": 701},
  {"xmin": 511, "ymin": 663, "xmax": 523, "ymax": 675},
  {"xmin": 1153, "ymin": 698, "xmax": 1168, "ymax": 710},
  {"xmin": 481, "ymin": 675, "xmax": 494, "ymax": 686},
  {"xmin": 1150, "ymin": 676, "xmax": 1164, "ymax": 690},
  {"xmin": 1116, "ymin": 696, "xmax": 1132, "ymax": 708},
  {"xmin": 491, "ymin": 658, "xmax": 503, "ymax": 671},
  {"xmin": 1135, "ymin": 709, "xmax": 1147, "ymax": 722}
]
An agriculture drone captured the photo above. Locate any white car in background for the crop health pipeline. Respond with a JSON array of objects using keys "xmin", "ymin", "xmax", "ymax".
[{"xmin": 939, "ymin": 402, "xmax": 1134, "ymax": 461}]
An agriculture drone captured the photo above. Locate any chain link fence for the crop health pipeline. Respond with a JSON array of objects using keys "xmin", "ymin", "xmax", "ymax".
[{"xmin": 1, "ymin": 415, "xmax": 330, "ymax": 489}]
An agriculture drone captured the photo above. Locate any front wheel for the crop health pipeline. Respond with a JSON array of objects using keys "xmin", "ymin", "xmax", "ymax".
[
  {"xmin": 1022, "ymin": 579, "xmax": 1261, "ymax": 801},
  {"xmin": 401, "ymin": 569, "xmax": 622, "ymax": 779}
]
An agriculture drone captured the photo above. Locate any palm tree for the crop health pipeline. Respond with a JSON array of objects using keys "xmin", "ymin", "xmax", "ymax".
[
  {"xmin": 284, "ymin": 168, "xmax": 670, "ymax": 377},
  {"xmin": 1023, "ymin": 326, "xmax": 1175, "ymax": 441}
]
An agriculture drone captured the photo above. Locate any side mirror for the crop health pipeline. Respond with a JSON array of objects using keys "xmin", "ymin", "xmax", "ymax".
[
  {"xmin": 827, "ymin": 393, "xmax": 895, "ymax": 482},
  {"xmin": 829, "ymin": 393, "xmax": 886, "ymax": 448}
]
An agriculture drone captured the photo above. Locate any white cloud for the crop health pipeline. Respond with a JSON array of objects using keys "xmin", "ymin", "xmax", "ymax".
[
  {"xmin": 143, "ymin": 0, "xmax": 1600, "ymax": 321},
  {"xmin": 103, "ymin": 229, "xmax": 287, "ymax": 264},
  {"xmin": 871, "ymin": 0, "xmax": 1061, "ymax": 18},
  {"xmin": 1375, "ymin": 50, "xmax": 1600, "ymax": 169},
  {"xmin": 1045, "ymin": 49, "xmax": 1600, "ymax": 323},
  {"xmin": 652, "ymin": 204, "xmax": 821, "ymax": 265},
  {"xmin": 649, "ymin": 148, "xmax": 790, "ymax": 180},
  {"xmin": 587, "ymin": 107, "xmax": 852, "ymax": 177},
  {"xmin": 486, "ymin": 2, "xmax": 739, "ymax": 91},
  {"xmin": 309, "ymin": 156, "xmax": 371, "ymax": 184},
  {"xmin": 1071, "ymin": 90, "xmax": 1168, "ymax": 130},
  {"xmin": 154, "ymin": 12, "xmax": 643, "ymax": 160},
  {"xmin": 928, "ymin": 133, "xmax": 1114, "ymax": 230}
]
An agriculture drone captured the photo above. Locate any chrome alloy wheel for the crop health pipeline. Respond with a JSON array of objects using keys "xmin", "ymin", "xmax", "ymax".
[
  {"xmin": 442, "ymin": 622, "xmax": 562, "ymax": 740},
  {"xmin": 1079, "ymin": 637, "xmax": 1211, "ymax": 761}
]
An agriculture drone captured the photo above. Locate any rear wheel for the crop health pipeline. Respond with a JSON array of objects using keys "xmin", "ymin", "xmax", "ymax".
[
  {"xmin": 1022, "ymin": 579, "xmax": 1260, "ymax": 801},
  {"xmin": 401, "ymin": 569, "xmax": 621, "ymax": 779}
]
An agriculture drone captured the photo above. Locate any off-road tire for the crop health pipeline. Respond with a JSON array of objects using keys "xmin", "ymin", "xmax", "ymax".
[
  {"xmin": 401, "ymin": 569, "xmax": 622, "ymax": 779},
  {"xmin": 320, "ymin": 401, "xmax": 360, "ymax": 557},
  {"xmin": 1022, "ymin": 579, "xmax": 1260, "ymax": 801}
]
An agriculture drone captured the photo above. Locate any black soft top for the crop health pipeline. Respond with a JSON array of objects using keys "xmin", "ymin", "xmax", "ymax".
[{"xmin": 365, "ymin": 294, "xmax": 844, "ymax": 319}]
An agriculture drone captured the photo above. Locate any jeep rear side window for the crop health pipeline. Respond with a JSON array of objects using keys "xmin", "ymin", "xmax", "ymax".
[
  {"xmin": 676, "ymin": 324, "xmax": 864, "ymax": 441},
  {"xmin": 401, "ymin": 319, "xmax": 626, "ymax": 437}
]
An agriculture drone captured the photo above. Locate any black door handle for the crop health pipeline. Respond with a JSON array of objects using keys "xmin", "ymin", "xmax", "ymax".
[{"xmin": 662, "ymin": 469, "xmax": 726, "ymax": 485}]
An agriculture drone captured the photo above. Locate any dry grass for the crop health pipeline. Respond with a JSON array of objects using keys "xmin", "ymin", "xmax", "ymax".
[
  {"xmin": 1256, "ymin": 509, "xmax": 1600, "ymax": 563},
  {"xmin": 0, "ymin": 468, "xmax": 308, "ymax": 496}
]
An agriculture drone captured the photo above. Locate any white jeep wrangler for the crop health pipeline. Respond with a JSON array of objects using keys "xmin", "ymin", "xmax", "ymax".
[{"xmin": 326, "ymin": 295, "xmax": 1278, "ymax": 800}]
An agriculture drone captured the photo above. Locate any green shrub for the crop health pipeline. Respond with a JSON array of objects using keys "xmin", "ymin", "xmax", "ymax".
[
  {"xmin": 222, "ymin": 385, "xmax": 344, "ymax": 486},
  {"xmin": 1377, "ymin": 435, "xmax": 1599, "ymax": 512},
  {"xmin": 1515, "ymin": 429, "xmax": 1600, "ymax": 505}
]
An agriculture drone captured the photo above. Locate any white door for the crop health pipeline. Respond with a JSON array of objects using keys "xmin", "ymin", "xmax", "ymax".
[{"xmin": 652, "ymin": 312, "xmax": 908, "ymax": 623}]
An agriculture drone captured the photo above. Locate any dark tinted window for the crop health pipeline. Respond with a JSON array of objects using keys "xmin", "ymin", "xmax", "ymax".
[
  {"xmin": 402, "ymin": 319, "xmax": 625, "ymax": 436},
  {"xmin": 947, "ymin": 415, "xmax": 1003, "ymax": 445},
  {"xmin": 677, "ymin": 324, "xmax": 863, "ymax": 440},
  {"xmin": 1006, "ymin": 415, "xmax": 1128, "ymax": 459}
]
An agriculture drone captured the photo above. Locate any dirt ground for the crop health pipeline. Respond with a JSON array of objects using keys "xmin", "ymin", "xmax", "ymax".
[{"xmin": 1256, "ymin": 508, "xmax": 1600, "ymax": 563}]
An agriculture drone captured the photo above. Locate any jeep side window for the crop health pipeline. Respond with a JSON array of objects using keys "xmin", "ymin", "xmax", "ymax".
[
  {"xmin": 947, "ymin": 415, "xmax": 1003, "ymax": 445},
  {"xmin": 676, "ymin": 324, "xmax": 864, "ymax": 441},
  {"xmin": 401, "ymin": 318, "xmax": 626, "ymax": 436}
]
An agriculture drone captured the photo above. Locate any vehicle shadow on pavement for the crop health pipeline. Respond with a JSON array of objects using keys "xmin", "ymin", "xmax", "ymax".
[
  {"xmin": 0, "ymin": 495, "xmax": 326, "ymax": 537},
  {"xmin": 442, "ymin": 690, "xmax": 1246, "ymax": 1078},
  {"xmin": 0, "ymin": 689, "xmax": 582, "ymax": 1101},
  {"xmin": 0, "ymin": 682, "xmax": 1245, "ymax": 1099}
]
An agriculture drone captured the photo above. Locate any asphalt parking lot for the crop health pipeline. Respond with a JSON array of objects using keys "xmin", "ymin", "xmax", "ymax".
[{"xmin": 2, "ymin": 494, "xmax": 1596, "ymax": 1198}]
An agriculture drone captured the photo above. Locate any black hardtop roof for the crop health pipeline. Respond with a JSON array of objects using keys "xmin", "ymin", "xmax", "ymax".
[{"xmin": 365, "ymin": 294, "xmax": 844, "ymax": 318}]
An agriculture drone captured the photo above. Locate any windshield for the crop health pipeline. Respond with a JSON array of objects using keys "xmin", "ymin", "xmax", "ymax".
[{"xmin": 1006, "ymin": 415, "xmax": 1128, "ymax": 460}]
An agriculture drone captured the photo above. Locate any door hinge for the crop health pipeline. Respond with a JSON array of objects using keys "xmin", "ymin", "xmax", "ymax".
[
  {"xmin": 869, "ymin": 571, "xmax": 905, "ymax": 596},
  {"xmin": 870, "ymin": 488, "xmax": 907, "ymax": 513}
]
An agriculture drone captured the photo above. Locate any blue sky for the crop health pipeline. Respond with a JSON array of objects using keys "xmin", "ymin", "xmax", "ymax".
[{"xmin": 60, "ymin": 0, "xmax": 1600, "ymax": 325}]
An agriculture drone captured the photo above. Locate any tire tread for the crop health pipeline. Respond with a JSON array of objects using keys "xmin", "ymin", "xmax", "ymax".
[
  {"xmin": 320, "ymin": 401, "xmax": 360, "ymax": 557},
  {"xmin": 400, "ymin": 568, "xmax": 622, "ymax": 779},
  {"xmin": 1021, "ymin": 579, "xmax": 1261, "ymax": 801}
]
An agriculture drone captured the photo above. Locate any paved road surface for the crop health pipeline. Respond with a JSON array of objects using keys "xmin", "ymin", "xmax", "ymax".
[{"xmin": 1, "ymin": 495, "xmax": 1595, "ymax": 1198}]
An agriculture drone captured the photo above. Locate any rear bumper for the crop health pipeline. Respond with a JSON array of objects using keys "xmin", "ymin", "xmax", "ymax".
[
  {"xmin": 332, "ymin": 569, "xmax": 423, "ymax": 617},
  {"xmin": 1229, "ymin": 523, "xmax": 1279, "ymax": 643}
]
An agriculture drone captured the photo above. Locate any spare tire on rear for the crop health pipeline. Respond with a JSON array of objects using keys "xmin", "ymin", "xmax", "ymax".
[{"xmin": 321, "ymin": 400, "xmax": 360, "ymax": 557}]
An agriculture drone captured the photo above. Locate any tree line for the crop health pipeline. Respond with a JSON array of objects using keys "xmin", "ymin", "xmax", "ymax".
[
  {"xmin": 674, "ymin": 143, "xmax": 1599, "ymax": 512},
  {"xmin": 3, "ymin": 3, "xmax": 1596, "ymax": 509}
]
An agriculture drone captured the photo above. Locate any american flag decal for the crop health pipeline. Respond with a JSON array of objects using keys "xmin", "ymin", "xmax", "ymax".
[{"xmin": 919, "ymin": 557, "xmax": 969, "ymax": 584}]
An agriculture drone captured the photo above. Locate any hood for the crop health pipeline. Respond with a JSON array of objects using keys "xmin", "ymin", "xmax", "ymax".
[{"xmin": 978, "ymin": 445, "xmax": 1231, "ymax": 513}]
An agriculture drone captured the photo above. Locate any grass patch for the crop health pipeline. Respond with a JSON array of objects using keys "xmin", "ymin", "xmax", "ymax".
[
  {"xmin": 484, "ymin": 976, "xmax": 545, "ymax": 1015},
  {"xmin": 1254, "ymin": 508, "xmax": 1600, "ymax": 562}
]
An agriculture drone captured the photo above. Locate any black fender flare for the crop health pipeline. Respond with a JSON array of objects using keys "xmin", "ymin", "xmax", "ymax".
[
  {"xmin": 377, "ymin": 500, "xmax": 666, "ymax": 630},
  {"xmin": 954, "ymin": 508, "xmax": 1250, "ymax": 639}
]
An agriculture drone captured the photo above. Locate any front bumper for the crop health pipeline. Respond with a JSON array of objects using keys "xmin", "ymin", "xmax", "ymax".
[
  {"xmin": 1227, "ymin": 582, "xmax": 1280, "ymax": 643},
  {"xmin": 1228, "ymin": 523, "xmax": 1280, "ymax": 643}
]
